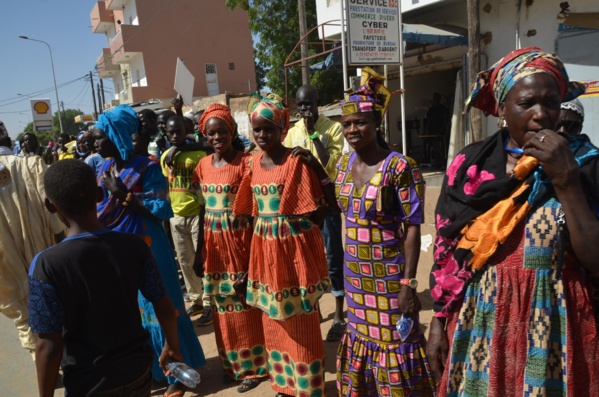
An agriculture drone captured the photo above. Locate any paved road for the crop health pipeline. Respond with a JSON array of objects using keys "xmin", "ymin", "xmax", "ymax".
[{"xmin": 0, "ymin": 314, "xmax": 63, "ymax": 396}]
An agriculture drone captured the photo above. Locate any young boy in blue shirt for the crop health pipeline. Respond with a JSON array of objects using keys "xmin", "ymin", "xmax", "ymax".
[{"xmin": 29, "ymin": 159, "xmax": 183, "ymax": 397}]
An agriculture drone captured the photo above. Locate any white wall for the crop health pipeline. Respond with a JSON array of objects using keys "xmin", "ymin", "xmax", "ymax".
[
  {"xmin": 123, "ymin": 0, "xmax": 139, "ymax": 26},
  {"xmin": 128, "ymin": 53, "xmax": 147, "ymax": 88},
  {"xmin": 401, "ymin": 0, "xmax": 452, "ymax": 13},
  {"xmin": 315, "ymin": 0, "xmax": 599, "ymax": 144},
  {"xmin": 317, "ymin": 0, "xmax": 342, "ymax": 39},
  {"xmin": 557, "ymin": 30, "xmax": 599, "ymax": 144},
  {"xmin": 479, "ymin": 0, "xmax": 599, "ymax": 137}
]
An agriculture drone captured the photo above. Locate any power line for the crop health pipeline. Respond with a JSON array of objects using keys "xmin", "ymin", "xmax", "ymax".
[
  {"xmin": 66, "ymin": 80, "xmax": 89, "ymax": 106},
  {"xmin": 75, "ymin": 84, "xmax": 91, "ymax": 107},
  {"xmin": 0, "ymin": 75, "xmax": 88, "ymax": 108},
  {"xmin": 0, "ymin": 109, "xmax": 31, "ymax": 114}
]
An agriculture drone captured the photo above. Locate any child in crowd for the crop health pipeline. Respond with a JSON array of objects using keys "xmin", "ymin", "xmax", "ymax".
[
  {"xmin": 161, "ymin": 116, "xmax": 212, "ymax": 323},
  {"xmin": 29, "ymin": 159, "xmax": 182, "ymax": 397}
]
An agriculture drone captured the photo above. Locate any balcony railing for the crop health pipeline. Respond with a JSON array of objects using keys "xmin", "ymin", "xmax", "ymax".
[
  {"xmin": 109, "ymin": 25, "xmax": 141, "ymax": 64},
  {"xmin": 96, "ymin": 48, "xmax": 119, "ymax": 79},
  {"xmin": 109, "ymin": 29, "xmax": 125, "ymax": 63}
]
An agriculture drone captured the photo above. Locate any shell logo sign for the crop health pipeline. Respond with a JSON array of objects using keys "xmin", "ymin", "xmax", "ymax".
[
  {"xmin": 33, "ymin": 101, "xmax": 50, "ymax": 114},
  {"xmin": 29, "ymin": 98, "xmax": 54, "ymax": 131}
]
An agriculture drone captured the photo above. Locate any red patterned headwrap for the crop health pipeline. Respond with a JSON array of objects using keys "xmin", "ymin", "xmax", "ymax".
[{"xmin": 198, "ymin": 103, "xmax": 237, "ymax": 137}]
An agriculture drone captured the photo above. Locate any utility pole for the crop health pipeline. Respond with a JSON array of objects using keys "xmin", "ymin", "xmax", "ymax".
[
  {"xmin": 467, "ymin": 0, "xmax": 483, "ymax": 142},
  {"xmin": 90, "ymin": 71, "xmax": 98, "ymax": 119},
  {"xmin": 100, "ymin": 78, "xmax": 106, "ymax": 109},
  {"xmin": 97, "ymin": 84, "xmax": 103, "ymax": 115},
  {"xmin": 298, "ymin": 0, "xmax": 310, "ymax": 85},
  {"xmin": 60, "ymin": 101, "xmax": 65, "ymax": 134}
]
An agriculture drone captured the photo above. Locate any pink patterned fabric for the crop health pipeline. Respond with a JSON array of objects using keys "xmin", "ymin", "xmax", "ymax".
[
  {"xmin": 463, "ymin": 165, "xmax": 495, "ymax": 195},
  {"xmin": 446, "ymin": 154, "xmax": 465, "ymax": 186}
]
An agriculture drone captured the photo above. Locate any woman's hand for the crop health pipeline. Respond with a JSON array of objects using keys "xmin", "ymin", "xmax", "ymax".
[
  {"xmin": 291, "ymin": 146, "xmax": 321, "ymax": 170},
  {"xmin": 522, "ymin": 130, "xmax": 578, "ymax": 190},
  {"xmin": 398, "ymin": 286, "xmax": 421, "ymax": 318},
  {"xmin": 426, "ymin": 316, "xmax": 449, "ymax": 384},
  {"xmin": 102, "ymin": 170, "xmax": 128, "ymax": 199}
]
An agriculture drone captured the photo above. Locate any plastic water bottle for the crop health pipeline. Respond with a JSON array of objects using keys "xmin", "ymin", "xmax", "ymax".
[
  {"xmin": 396, "ymin": 315, "xmax": 414, "ymax": 342},
  {"xmin": 166, "ymin": 362, "xmax": 201, "ymax": 388}
]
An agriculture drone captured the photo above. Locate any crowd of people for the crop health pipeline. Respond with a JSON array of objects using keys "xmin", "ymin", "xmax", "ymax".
[{"xmin": 0, "ymin": 46, "xmax": 598, "ymax": 397}]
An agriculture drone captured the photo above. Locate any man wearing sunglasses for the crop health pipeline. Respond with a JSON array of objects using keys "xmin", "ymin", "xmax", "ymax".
[{"xmin": 557, "ymin": 98, "xmax": 584, "ymax": 135}]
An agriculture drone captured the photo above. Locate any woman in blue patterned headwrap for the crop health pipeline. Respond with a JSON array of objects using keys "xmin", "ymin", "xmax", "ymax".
[
  {"xmin": 93, "ymin": 105, "xmax": 205, "ymax": 396},
  {"xmin": 428, "ymin": 47, "xmax": 599, "ymax": 396}
]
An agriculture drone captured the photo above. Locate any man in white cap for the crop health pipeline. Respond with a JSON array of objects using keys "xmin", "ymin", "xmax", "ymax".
[{"xmin": 557, "ymin": 98, "xmax": 584, "ymax": 135}]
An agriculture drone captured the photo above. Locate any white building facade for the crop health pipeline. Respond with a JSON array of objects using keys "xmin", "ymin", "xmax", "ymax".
[{"xmin": 316, "ymin": 0, "xmax": 599, "ymax": 159}]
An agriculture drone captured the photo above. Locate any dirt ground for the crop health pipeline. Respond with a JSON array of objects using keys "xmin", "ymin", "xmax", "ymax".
[{"xmin": 152, "ymin": 182, "xmax": 442, "ymax": 397}]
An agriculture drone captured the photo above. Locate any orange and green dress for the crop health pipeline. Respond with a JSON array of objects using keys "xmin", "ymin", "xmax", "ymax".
[
  {"xmin": 234, "ymin": 150, "xmax": 330, "ymax": 397},
  {"xmin": 194, "ymin": 152, "xmax": 268, "ymax": 381}
]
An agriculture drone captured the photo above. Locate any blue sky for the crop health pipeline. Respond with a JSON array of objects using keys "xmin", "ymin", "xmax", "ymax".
[{"xmin": 0, "ymin": 1, "xmax": 115, "ymax": 138}]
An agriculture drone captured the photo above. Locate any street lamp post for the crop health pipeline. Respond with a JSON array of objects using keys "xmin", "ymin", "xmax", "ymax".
[
  {"xmin": 18, "ymin": 112, "xmax": 32, "ymax": 124},
  {"xmin": 19, "ymin": 36, "xmax": 64, "ymax": 138}
]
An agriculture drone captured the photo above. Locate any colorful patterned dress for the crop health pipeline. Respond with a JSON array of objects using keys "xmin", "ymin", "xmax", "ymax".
[
  {"xmin": 234, "ymin": 150, "xmax": 330, "ymax": 397},
  {"xmin": 439, "ymin": 198, "xmax": 599, "ymax": 397},
  {"xmin": 334, "ymin": 151, "xmax": 436, "ymax": 397},
  {"xmin": 97, "ymin": 156, "xmax": 206, "ymax": 384},
  {"xmin": 193, "ymin": 152, "xmax": 268, "ymax": 381}
]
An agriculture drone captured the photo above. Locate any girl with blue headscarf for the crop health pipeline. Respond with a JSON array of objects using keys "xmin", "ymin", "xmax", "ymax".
[{"xmin": 93, "ymin": 105, "xmax": 205, "ymax": 396}]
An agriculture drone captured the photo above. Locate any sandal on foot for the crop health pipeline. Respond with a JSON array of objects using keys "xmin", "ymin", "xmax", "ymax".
[
  {"xmin": 237, "ymin": 378, "xmax": 262, "ymax": 393},
  {"xmin": 326, "ymin": 321, "xmax": 347, "ymax": 342},
  {"xmin": 165, "ymin": 384, "xmax": 186, "ymax": 397}
]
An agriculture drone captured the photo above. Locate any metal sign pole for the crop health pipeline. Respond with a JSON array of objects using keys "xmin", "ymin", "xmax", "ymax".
[
  {"xmin": 397, "ymin": 2, "xmax": 407, "ymax": 155},
  {"xmin": 340, "ymin": 0, "xmax": 349, "ymax": 89}
]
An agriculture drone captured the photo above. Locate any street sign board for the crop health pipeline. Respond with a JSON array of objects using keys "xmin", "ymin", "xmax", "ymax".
[
  {"xmin": 346, "ymin": 0, "xmax": 401, "ymax": 65},
  {"xmin": 34, "ymin": 122, "xmax": 53, "ymax": 131},
  {"xmin": 580, "ymin": 80, "xmax": 599, "ymax": 98},
  {"xmin": 30, "ymin": 99, "xmax": 54, "ymax": 132}
]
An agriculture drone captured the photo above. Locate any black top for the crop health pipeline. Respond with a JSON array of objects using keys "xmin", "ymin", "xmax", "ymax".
[{"xmin": 29, "ymin": 230, "xmax": 166, "ymax": 395}]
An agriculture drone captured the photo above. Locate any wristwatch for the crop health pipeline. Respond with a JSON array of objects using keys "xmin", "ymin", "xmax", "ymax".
[{"xmin": 400, "ymin": 278, "xmax": 418, "ymax": 289}]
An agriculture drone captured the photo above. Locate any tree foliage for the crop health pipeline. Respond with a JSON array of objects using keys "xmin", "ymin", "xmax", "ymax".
[
  {"xmin": 57, "ymin": 108, "xmax": 85, "ymax": 136},
  {"xmin": 226, "ymin": 0, "xmax": 344, "ymax": 105}
]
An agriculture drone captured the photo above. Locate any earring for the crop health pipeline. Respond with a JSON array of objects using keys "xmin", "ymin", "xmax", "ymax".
[{"xmin": 498, "ymin": 118, "xmax": 508, "ymax": 129}]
